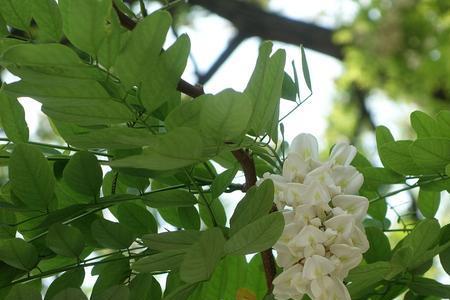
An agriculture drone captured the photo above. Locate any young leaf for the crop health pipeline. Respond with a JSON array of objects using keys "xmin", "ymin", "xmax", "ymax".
[
  {"xmin": 179, "ymin": 228, "xmax": 226, "ymax": 283},
  {"xmin": 52, "ymin": 288, "xmax": 87, "ymax": 300},
  {"xmin": 300, "ymin": 45, "xmax": 311, "ymax": 91},
  {"xmin": 363, "ymin": 227, "xmax": 391, "ymax": 263},
  {"xmin": 281, "ymin": 72, "xmax": 297, "ymax": 101},
  {"xmin": 410, "ymin": 138, "xmax": 450, "ymax": 173},
  {"xmin": 9, "ymin": 144, "xmax": 55, "ymax": 211},
  {"xmin": 210, "ymin": 166, "xmax": 238, "ymax": 199},
  {"xmin": 1, "ymin": 43, "xmax": 102, "ymax": 80},
  {"xmin": 0, "ymin": 0, "xmax": 31, "ymax": 31},
  {"xmin": 59, "ymin": 0, "xmax": 111, "ymax": 56},
  {"xmin": 0, "ymin": 238, "xmax": 38, "ymax": 271},
  {"xmin": 46, "ymin": 224, "xmax": 84, "ymax": 257},
  {"xmin": 129, "ymin": 274, "xmax": 162, "ymax": 300},
  {"xmin": 63, "ymin": 151, "xmax": 102, "ymax": 198},
  {"xmin": 418, "ymin": 189, "xmax": 440, "ymax": 218},
  {"xmin": 375, "ymin": 125, "xmax": 395, "ymax": 147},
  {"xmin": 132, "ymin": 250, "xmax": 185, "ymax": 273},
  {"xmin": 116, "ymin": 203, "xmax": 157, "ymax": 236},
  {"xmin": 244, "ymin": 42, "xmax": 286, "ymax": 140},
  {"xmin": 0, "ymin": 91, "xmax": 29, "ymax": 143},
  {"xmin": 111, "ymin": 127, "xmax": 204, "ymax": 170},
  {"xmin": 31, "ymin": 0, "xmax": 63, "ymax": 42},
  {"xmin": 411, "ymin": 111, "xmax": 440, "ymax": 138},
  {"xmin": 141, "ymin": 230, "xmax": 201, "ymax": 252},
  {"xmin": 91, "ymin": 219, "xmax": 135, "ymax": 249},
  {"xmin": 379, "ymin": 140, "xmax": 429, "ymax": 175},
  {"xmin": 44, "ymin": 268, "xmax": 85, "ymax": 300},
  {"xmin": 115, "ymin": 11, "xmax": 172, "ymax": 88},
  {"xmin": 230, "ymin": 180, "xmax": 274, "ymax": 235},
  {"xmin": 140, "ymin": 34, "xmax": 190, "ymax": 113},
  {"xmin": 225, "ymin": 212, "xmax": 284, "ymax": 255}
]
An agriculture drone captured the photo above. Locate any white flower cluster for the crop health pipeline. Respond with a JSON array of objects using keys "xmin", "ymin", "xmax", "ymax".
[{"xmin": 263, "ymin": 133, "xmax": 370, "ymax": 300}]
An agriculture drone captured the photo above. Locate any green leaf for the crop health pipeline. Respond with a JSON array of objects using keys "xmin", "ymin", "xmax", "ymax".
[
  {"xmin": 359, "ymin": 167, "xmax": 404, "ymax": 189},
  {"xmin": 244, "ymin": 42, "xmax": 286, "ymax": 140},
  {"xmin": 403, "ymin": 219, "xmax": 440, "ymax": 264},
  {"xmin": 409, "ymin": 277, "xmax": 450, "ymax": 298},
  {"xmin": 379, "ymin": 140, "xmax": 429, "ymax": 175},
  {"xmin": 411, "ymin": 111, "xmax": 440, "ymax": 138},
  {"xmin": 178, "ymin": 206, "xmax": 201, "ymax": 230},
  {"xmin": 0, "ymin": 238, "xmax": 38, "ymax": 270},
  {"xmin": 364, "ymin": 227, "xmax": 391, "ymax": 263},
  {"xmin": 436, "ymin": 110, "xmax": 450, "ymax": 139},
  {"xmin": 346, "ymin": 261, "xmax": 391, "ymax": 299},
  {"xmin": 410, "ymin": 138, "xmax": 450, "ymax": 173},
  {"xmin": 52, "ymin": 288, "xmax": 87, "ymax": 300},
  {"xmin": 63, "ymin": 151, "xmax": 102, "ymax": 198},
  {"xmin": 97, "ymin": 285, "xmax": 129, "ymax": 300},
  {"xmin": 5, "ymin": 80, "xmax": 133, "ymax": 126},
  {"xmin": 230, "ymin": 180, "xmax": 274, "ymax": 235},
  {"xmin": 142, "ymin": 189, "xmax": 197, "ymax": 208},
  {"xmin": 418, "ymin": 189, "xmax": 440, "ymax": 218},
  {"xmin": 45, "ymin": 268, "xmax": 85, "ymax": 300},
  {"xmin": 115, "ymin": 11, "xmax": 171, "ymax": 88},
  {"xmin": 225, "ymin": 212, "xmax": 284, "ymax": 255},
  {"xmin": 129, "ymin": 274, "xmax": 162, "ymax": 300},
  {"xmin": 31, "ymin": 0, "xmax": 63, "ymax": 42},
  {"xmin": 0, "ymin": 0, "xmax": 31, "ymax": 31},
  {"xmin": 0, "ymin": 90, "xmax": 29, "ymax": 143},
  {"xmin": 141, "ymin": 230, "xmax": 201, "ymax": 252},
  {"xmin": 210, "ymin": 166, "xmax": 238, "ymax": 199},
  {"xmin": 439, "ymin": 224, "xmax": 450, "ymax": 275},
  {"xmin": 140, "ymin": 34, "xmax": 190, "ymax": 113},
  {"xmin": 91, "ymin": 219, "xmax": 135, "ymax": 249},
  {"xmin": 180, "ymin": 228, "xmax": 226, "ymax": 283},
  {"xmin": 46, "ymin": 224, "xmax": 84, "ymax": 257},
  {"xmin": 1, "ymin": 43, "xmax": 102, "ymax": 80},
  {"xmin": 9, "ymin": 143, "xmax": 55, "ymax": 211},
  {"xmin": 116, "ymin": 203, "xmax": 157, "ymax": 236},
  {"xmin": 281, "ymin": 72, "xmax": 297, "ymax": 101},
  {"xmin": 91, "ymin": 254, "xmax": 130, "ymax": 300},
  {"xmin": 133, "ymin": 250, "xmax": 185, "ymax": 273},
  {"xmin": 59, "ymin": 0, "xmax": 111, "ymax": 55},
  {"xmin": 111, "ymin": 127, "xmax": 204, "ymax": 170},
  {"xmin": 163, "ymin": 283, "xmax": 198, "ymax": 300},
  {"xmin": 5, "ymin": 284, "xmax": 41, "ymax": 300},
  {"xmin": 376, "ymin": 125, "xmax": 395, "ymax": 146}
]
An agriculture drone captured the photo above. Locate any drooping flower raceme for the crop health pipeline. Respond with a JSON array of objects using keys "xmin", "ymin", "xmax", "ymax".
[{"xmin": 263, "ymin": 133, "xmax": 369, "ymax": 300}]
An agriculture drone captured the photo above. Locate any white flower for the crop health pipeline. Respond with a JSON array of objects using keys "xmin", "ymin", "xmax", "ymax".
[
  {"xmin": 288, "ymin": 133, "xmax": 319, "ymax": 161},
  {"xmin": 273, "ymin": 264, "xmax": 305, "ymax": 300},
  {"xmin": 286, "ymin": 182, "xmax": 330, "ymax": 207},
  {"xmin": 310, "ymin": 276, "xmax": 351, "ymax": 300},
  {"xmin": 274, "ymin": 241, "xmax": 300, "ymax": 268},
  {"xmin": 291, "ymin": 225, "xmax": 327, "ymax": 248},
  {"xmin": 282, "ymin": 153, "xmax": 311, "ymax": 183},
  {"xmin": 323, "ymin": 214, "xmax": 355, "ymax": 240},
  {"xmin": 330, "ymin": 244, "xmax": 363, "ymax": 278},
  {"xmin": 304, "ymin": 163, "xmax": 341, "ymax": 196},
  {"xmin": 329, "ymin": 142, "xmax": 357, "ymax": 166},
  {"xmin": 331, "ymin": 166, "xmax": 364, "ymax": 195},
  {"xmin": 350, "ymin": 225, "xmax": 370, "ymax": 252},
  {"xmin": 303, "ymin": 255, "xmax": 335, "ymax": 280},
  {"xmin": 332, "ymin": 194, "xmax": 369, "ymax": 222}
]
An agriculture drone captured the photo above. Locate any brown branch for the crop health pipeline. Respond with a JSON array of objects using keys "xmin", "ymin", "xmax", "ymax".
[
  {"xmin": 115, "ymin": 4, "xmax": 274, "ymax": 293},
  {"xmin": 189, "ymin": 0, "xmax": 343, "ymax": 60}
]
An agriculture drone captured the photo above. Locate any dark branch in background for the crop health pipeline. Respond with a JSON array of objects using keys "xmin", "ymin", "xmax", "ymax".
[
  {"xmin": 189, "ymin": 0, "xmax": 343, "ymax": 60},
  {"xmin": 197, "ymin": 32, "xmax": 247, "ymax": 84}
]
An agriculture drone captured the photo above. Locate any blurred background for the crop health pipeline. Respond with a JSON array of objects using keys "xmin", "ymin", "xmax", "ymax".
[{"xmin": 2, "ymin": 0, "xmax": 450, "ymax": 295}]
